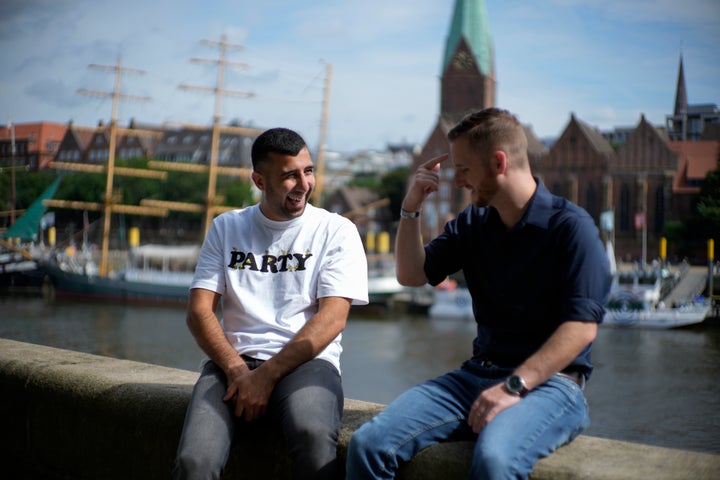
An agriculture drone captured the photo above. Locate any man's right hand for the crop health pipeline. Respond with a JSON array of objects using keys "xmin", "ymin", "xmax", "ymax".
[
  {"xmin": 403, "ymin": 153, "xmax": 449, "ymax": 211},
  {"xmin": 223, "ymin": 363, "xmax": 276, "ymax": 421}
]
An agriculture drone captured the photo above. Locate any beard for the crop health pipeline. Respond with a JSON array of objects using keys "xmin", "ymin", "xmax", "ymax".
[{"xmin": 471, "ymin": 174, "xmax": 499, "ymax": 207}]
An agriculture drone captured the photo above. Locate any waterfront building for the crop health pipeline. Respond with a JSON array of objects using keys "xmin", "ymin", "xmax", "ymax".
[
  {"xmin": 407, "ymin": 0, "xmax": 718, "ymax": 262},
  {"xmin": 0, "ymin": 121, "xmax": 67, "ymax": 170},
  {"xmin": 54, "ymin": 120, "xmax": 164, "ymax": 165},
  {"xmin": 153, "ymin": 125, "xmax": 259, "ymax": 167}
]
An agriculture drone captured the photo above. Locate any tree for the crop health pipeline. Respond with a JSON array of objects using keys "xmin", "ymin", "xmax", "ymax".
[
  {"xmin": 378, "ymin": 167, "xmax": 410, "ymax": 217},
  {"xmin": 695, "ymin": 164, "xmax": 720, "ymax": 233}
]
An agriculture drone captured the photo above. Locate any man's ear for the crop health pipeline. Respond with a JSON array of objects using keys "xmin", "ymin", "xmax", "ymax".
[
  {"xmin": 251, "ymin": 171, "xmax": 264, "ymax": 190},
  {"xmin": 493, "ymin": 150, "xmax": 508, "ymax": 175}
]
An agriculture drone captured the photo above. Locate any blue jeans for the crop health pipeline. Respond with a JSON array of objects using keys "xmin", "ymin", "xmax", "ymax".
[
  {"xmin": 346, "ymin": 361, "xmax": 589, "ymax": 480},
  {"xmin": 173, "ymin": 357, "xmax": 343, "ymax": 480}
]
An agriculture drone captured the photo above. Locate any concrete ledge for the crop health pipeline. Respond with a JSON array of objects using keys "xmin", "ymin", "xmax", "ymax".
[{"xmin": 1, "ymin": 338, "xmax": 718, "ymax": 479}]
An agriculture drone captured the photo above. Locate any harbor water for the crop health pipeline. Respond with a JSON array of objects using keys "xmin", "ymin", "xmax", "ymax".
[{"xmin": 1, "ymin": 295, "xmax": 718, "ymax": 455}]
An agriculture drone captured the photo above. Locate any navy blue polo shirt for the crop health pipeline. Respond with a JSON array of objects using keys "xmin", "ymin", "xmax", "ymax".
[{"xmin": 424, "ymin": 180, "xmax": 611, "ymax": 376}]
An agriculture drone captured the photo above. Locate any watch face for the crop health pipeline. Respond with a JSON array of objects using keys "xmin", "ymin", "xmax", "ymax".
[{"xmin": 506, "ymin": 375, "xmax": 525, "ymax": 394}]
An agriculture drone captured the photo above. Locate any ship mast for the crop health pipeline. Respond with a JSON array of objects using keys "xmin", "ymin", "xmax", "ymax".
[
  {"xmin": 311, "ymin": 61, "xmax": 333, "ymax": 205},
  {"xmin": 46, "ymin": 56, "xmax": 167, "ymax": 277},
  {"xmin": 178, "ymin": 34, "xmax": 255, "ymax": 236}
]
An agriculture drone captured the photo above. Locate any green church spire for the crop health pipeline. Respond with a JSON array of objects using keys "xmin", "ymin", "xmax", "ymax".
[{"xmin": 443, "ymin": 0, "xmax": 493, "ymax": 75}]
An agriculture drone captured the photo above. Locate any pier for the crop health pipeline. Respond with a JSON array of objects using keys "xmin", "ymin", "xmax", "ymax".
[{"xmin": 1, "ymin": 338, "xmax": 718, "ymax": 480}]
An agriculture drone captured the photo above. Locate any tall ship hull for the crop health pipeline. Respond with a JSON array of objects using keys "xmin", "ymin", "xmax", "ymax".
[{"xmin": 42, "ymin": 244, "xmax": 199, "ymax": 305}]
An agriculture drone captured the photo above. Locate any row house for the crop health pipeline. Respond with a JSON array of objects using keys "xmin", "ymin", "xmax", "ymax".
[
  {"xmin": 0, "ymin": 121, "xmax": 68, "ymax": 170},
  {"xmin": 153, "ymin": 126, "xmax": 261, "ymax": 168},
  {"xmin": 55, "ymin": 120, "xmax": 164, "ymax": 165},
  {"xmin": 53, "ymin": 121, "xmax": 261, "ymax": 170}
]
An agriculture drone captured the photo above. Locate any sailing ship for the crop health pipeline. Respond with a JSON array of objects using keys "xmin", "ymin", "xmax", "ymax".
[
  {"xmin": 1, "ymin": 177, "xmax": 62, "ymax": 292},
  {"xmin": 40, "ymin": 43, "xmax": 376, "ymax": 305},
  {"xmin": 41, "ymin": 47, "xmax": 256, "ymax": 305}
]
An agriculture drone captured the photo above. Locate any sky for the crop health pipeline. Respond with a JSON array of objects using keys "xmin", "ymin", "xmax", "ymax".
[{"xmin": 1, "ymin": 0, "xmax": 719, "ymax": 153}]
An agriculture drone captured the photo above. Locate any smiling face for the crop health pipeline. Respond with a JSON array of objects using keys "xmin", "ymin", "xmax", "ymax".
[
  {"xmin": 252, "ymin": 147, "xmax": 315, "ymax": 221},
  {"xmin": 450, "ymin": 136, "xmax": 499, "ymax": 208}
]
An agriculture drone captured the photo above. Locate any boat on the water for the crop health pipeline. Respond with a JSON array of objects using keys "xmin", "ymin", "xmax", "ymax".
[
  {"xmin": 428, "ymin": 279, "xmax": 473, "ymax": 319},
  {"xmin": 1, "ymin": 177, "xmax": 62, "ymax": 293},
  {"xmin": 603, "ymin": 268, "xmax": 710, "ymax": 328},
  {"xmin": 43, "ymin": 243, "xmax": 199, "ymax": 304}
]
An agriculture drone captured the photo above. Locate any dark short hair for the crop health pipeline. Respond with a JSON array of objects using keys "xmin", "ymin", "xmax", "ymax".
[{"xmin": 251, "ymin": 128, "xmax": 307, "ymax": 171}]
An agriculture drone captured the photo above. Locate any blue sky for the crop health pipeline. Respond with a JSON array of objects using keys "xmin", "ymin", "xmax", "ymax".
[{"xmin": 1, "ymin": 0, "xmax": 718, "ymax": 152}]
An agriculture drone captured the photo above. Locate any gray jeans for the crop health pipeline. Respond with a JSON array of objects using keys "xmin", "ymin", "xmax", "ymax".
[{"xmin": 173, "ymin": 357, "xmax": 343, "ymax": 480}]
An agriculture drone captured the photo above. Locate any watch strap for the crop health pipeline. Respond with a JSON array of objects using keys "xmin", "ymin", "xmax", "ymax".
[{"xmin": 400, "ymin": 208, "xmax": 420, "ymax": 219}]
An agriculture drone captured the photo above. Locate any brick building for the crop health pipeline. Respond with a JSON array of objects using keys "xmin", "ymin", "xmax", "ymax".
[
  {"xmin": 0, "ymin": 121, "xmax": 67, "ymax": 170},
  {"xmin": 409, "ymin": 0, "xmax": 718, "ymax": 263}
]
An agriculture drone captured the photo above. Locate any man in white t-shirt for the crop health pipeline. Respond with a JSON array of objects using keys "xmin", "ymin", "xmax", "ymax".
[{"xmin": 173, "ymin": 127, "xmax": 369, "ymax": 480}]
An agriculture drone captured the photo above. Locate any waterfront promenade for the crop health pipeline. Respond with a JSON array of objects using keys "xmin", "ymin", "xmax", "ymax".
[{"xmin": 2, "ymin": 338, "xmax": 718, "ymax": 480}]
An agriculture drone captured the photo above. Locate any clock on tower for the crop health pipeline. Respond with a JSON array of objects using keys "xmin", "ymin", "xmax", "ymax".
[{"xmin": 452, "ymin": 51, "xmax": 475, "ymax": 70}]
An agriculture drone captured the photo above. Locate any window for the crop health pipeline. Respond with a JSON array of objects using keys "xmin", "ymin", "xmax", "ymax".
[
  {"xmin": 654, "ymin": 187, "xmax": 665, "ymax": 234},
  {"xmin": 620, "ymin": 184, "xmax": 630, "ymax": 232}
]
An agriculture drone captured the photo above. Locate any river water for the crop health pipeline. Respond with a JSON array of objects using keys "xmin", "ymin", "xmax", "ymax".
[{"xmin": 1, "ymin": 295, "xmax": 718, "ymax": 455}]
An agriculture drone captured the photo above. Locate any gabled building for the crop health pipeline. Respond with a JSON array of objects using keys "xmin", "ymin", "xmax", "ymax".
[
  {"xmin": 55, "ymin": 120, "xmax": 163, "ymax": 164},
  {"xmin": 0, "ymin": 121, "xmax": 67, "ymax": 170},
  {"xmin": 153, "ymin": 126, "xmax": 259, "ymax": 167},
  {"xmin": 610, "ymin": 115, "xmax": 677, "ymax": 255},
  {"xmin": 537, "ymin": 114, "xmax": 616, "ymax": 222}
]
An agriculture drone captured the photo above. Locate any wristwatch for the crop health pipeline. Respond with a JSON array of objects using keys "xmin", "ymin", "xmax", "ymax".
[
  {"xmin": 400, "ymin": 208, "xmax": 420, "ymax": 219},
  {"xmin": 504, "ymin": 374, "xmax": 529, "ymax": 397}
]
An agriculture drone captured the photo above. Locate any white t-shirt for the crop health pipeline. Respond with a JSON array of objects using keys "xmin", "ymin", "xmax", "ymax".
[{"xmin": 191, "ymin": 203, "xmax": 369, "ymax": 372}]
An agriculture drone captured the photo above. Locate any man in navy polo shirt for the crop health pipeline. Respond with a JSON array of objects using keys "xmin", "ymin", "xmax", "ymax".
[{"xmin": 347, "ymin": 108, "xmax": 611, "ymax": 479}]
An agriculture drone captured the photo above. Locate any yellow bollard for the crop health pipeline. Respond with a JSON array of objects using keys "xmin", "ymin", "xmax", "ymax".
[
  {"xmin": 709, "ymin": 239, "xmax": 715, "ymax": 262},
  {"xmin": 129, "ymin": 227, "xmax": 140, "ymax": 248},
  {"xmin": 48, "ymin": 227, "xmax": 56, "ymax": 247},
  {"xmin": 377, "ymin": 232, "xmax": 390, "ymax": 254},
  {"xmin": 365, "ymin": 232, "xmax": 376, "ymax": 253},
  {"xmin": 660, "ymin": 237, "xmax": 667, "ymax": 261}
]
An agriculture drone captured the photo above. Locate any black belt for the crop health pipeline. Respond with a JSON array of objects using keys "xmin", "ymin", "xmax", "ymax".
[{"xmin": 475, "ymin": 358, "xmax": 585, "ymax": 388}]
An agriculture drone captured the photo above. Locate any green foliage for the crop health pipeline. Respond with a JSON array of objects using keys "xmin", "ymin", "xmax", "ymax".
[
  {"xmin": 348, "ymin": 173, "xmax": 380, "ymax": 190},
  {"xmin": 0, "ymin": 169, "xmax": 57, "ymax": 210},
  {"xmin": 695, "ymin": 164, "xmax": 720, "ymax": 232},
  {"xmin": 378, "ymin": 167, "xmax": 410, "ymax": 216}
]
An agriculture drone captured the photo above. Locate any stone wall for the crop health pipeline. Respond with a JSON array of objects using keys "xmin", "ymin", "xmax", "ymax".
[{"xmin": 1, "ymin": 338, "xmax": 718, "ymax": 479}]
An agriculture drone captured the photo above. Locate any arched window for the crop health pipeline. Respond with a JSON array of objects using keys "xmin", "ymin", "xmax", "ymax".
[
  {"xmin": 585, "ymin": 183, "xmax": 597, "ymax": 220},
  {"xmin": 620, "ymin": 184, "xmax": 630, "ymax": 232},
  {"xmin": 654, "ymin": 187, "xmax": 665, "ymax": 234}
]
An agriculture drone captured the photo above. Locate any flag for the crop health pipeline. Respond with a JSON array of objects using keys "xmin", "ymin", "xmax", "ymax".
[{"xmin": 600, "ymin": 210, "xmax": 614, "ymax": 232}]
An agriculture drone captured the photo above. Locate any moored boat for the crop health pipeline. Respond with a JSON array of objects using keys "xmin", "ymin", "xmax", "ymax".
[
  {"xmin": 42, "ymin": 243, "xmax": 199, "ymax": 304},
  {"xmin": 603, "ymin": 267, "xmax": 710, "ymax": 328}
]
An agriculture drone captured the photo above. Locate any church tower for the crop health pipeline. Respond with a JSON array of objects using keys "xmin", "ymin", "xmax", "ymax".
[
  {"xmin": 667, "ymin": 54, "xmax": 689, "ymax": 140},
  {"xmin": 441, "ymin": 0, "xmax": 496, "ymax": 118},
  {"xmin": 411, "ymin": 0, "xmax": 496, "ymax": 239}
]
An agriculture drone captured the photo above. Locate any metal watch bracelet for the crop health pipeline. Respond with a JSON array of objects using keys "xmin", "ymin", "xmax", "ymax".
[{"xmin": 400, "ymin": 208, "xmax": 420, "ymax": 219}]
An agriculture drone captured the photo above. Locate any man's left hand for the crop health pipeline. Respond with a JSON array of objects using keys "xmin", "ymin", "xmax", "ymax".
[{"xmin": 467, "ymin": 382, "xmax": 521, "ymax": 433}]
